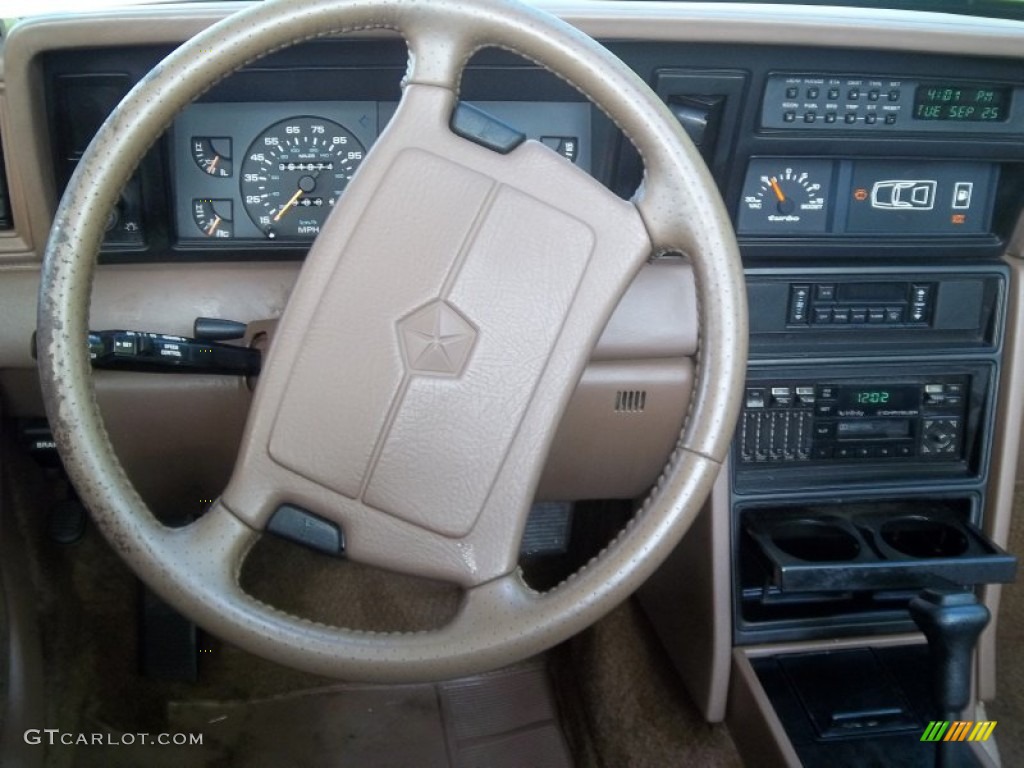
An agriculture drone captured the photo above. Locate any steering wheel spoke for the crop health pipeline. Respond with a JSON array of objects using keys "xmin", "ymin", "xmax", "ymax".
[
  {"xmin": 157, "ymin": 501, "xmax": 258, "ymax": 606},
  {"xmin": 400, "ymin": 9, "xmax": 478, "ymax": 89}
]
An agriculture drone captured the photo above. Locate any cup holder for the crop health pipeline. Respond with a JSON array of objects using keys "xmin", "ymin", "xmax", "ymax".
[
  {"xmin": 771, "ymin": 520, "xmax": 861, "ymax": 562},
  {"xmin": 742, "ymin": 502, "xmax": 1016, "ymax": 593},
  {"xmin": 879, "ymin": 516, "xmax": 969, "ymax": 559}
]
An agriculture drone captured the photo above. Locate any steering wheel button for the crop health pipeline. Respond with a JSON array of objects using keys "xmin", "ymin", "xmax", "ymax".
[
  {"xmin": 451, "ymin": 102, "xmax": 526, "ymax": 154},
  {"xmin": 267, "ymin": 504, "xmax": 344, "ymax": 556}
]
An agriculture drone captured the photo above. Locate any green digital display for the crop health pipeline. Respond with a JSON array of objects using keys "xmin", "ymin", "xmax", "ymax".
[
  {"xmin": 913, "ymin": 85, "xmax": 1011, "ymax": 122},
  {"xmin": 838, "ymin": 385, "xmax": 919, "ymax": 411},
  {"xmin": 855, "ymin": 391, "xmax": 891, "ymax": 404}
]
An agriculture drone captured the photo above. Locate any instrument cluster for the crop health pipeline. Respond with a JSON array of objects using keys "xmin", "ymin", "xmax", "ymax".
[{"xmin": 171, "ymin": 100, "xmax": 592, "ymax": 248}]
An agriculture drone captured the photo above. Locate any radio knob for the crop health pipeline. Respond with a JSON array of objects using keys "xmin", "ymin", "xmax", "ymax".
[{"xmin": 921, "ymin": 418, "xmax": 960, "ymax": 455}]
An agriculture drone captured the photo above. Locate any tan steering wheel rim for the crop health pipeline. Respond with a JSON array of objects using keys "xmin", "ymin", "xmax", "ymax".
[{"xmin": 36, "ymin": 0, "xmax": 747, "ymax": 683}]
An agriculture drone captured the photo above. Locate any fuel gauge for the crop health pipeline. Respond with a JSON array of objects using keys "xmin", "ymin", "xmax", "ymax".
[
  {"xmin": 193, "ymin": 198, "xmax": 234, "ymax": 239},
  {"xmin": 191, "ymin": 137, "xmax": 233, "ymax": 178},
  {"xmin": 738, "ymin": 159, "xmax": 834, "ymax": 235}
]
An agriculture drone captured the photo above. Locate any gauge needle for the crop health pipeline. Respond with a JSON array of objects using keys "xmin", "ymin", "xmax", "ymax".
[
  {"xmin": 207, "ymin": 156, "xmax": 219, "ymax": 175},
  {"xmin": 204, "ymin": 215, "xmax": 221, "ymax": 236},
  {"xmin": 274, "ymin": 189, "xmax": 304, "ymax": 221},
  {"xmin": 769, "ymin": 177, "xmax": 786, "ymax": 202}
]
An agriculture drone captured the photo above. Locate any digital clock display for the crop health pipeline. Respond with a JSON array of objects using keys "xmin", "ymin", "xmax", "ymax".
[
  {"xmin": 854, "ymin": 391, "xmax": 890, "ymax": 404},
  {"xmin": 838, "ymin": 385, "xmax": 919, "ymax": 412},
  {"xmin": 913, "ymin": 84, "xmax": 1011, "ymax": 122}
]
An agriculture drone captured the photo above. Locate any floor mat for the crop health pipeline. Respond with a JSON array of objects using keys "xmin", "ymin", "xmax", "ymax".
[{"xmin": 163, "ymin": 661, "xmax": 571, "ymax": 768}]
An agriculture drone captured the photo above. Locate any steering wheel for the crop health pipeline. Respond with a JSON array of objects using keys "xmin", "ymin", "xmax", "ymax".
[{"xmin": 36, "ymin": 0, "xmax": 746, "ymax": 682}]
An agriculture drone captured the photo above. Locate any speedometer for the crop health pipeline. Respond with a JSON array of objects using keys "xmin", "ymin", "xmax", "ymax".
[{"xmin": 239, "ymin": 116, "xmax": 366, "ymax": 240}]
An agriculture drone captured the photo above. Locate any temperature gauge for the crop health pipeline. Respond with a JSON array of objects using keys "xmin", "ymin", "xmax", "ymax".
[
  {"xmin": 193, "ymin": 198, "xmax": 234, "ymax": 239},
  {"xmin": 738, "ymin": 159, "xmax": 834, "ymax": 234},
  {"xmin": 191, "ymin": 137, "xmax": 233, "ymax": 178}
]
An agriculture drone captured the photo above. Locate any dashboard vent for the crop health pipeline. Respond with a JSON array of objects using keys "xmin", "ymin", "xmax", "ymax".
[
  {"xmin": 615, "ymin": 390, "xmax": 647, "ymax": 414},
  {"xmin": 0, "ymin": 135, "xmax": 11, "ymax": 231}
]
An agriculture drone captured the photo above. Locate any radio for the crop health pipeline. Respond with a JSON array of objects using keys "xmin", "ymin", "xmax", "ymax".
[{"xmin": 738, "ymin": 376, "xmax": 969, "ymax": 464}]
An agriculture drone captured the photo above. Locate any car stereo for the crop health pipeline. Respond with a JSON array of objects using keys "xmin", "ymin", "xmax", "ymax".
[{"xmin": 738, "ymin": 375, "xmax": 970, "ymax": 464}]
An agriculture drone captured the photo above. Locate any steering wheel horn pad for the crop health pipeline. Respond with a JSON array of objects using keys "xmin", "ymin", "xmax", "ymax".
[
  {"xmin": 36, "ymin": 0, "xmax": 746, "ymax": 682},
  {"xmin": 225, "ymin": 83, "xmax": 652, "ymax": 587}
]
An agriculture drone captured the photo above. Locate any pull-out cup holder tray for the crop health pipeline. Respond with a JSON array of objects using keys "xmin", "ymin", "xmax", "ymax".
[{"xmin": 745, "ymin": 510, "xmax": 1016, "ymax": 593}]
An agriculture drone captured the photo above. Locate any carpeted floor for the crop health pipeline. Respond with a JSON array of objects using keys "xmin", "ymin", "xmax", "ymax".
[
  {"xmin": 38, "ymin": 445, "xmax": 1024, "ymax": 766},
  {"xmin": 13, "ymin": 424, "xmax": 1024, "ymax": 766},
  {"xmin": 3, "ymin": 439, "xmax": 742, "ymax": 767}
]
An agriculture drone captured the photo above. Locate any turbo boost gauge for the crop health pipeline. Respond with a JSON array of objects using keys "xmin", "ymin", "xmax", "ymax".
[{"xmin": 738, "ymin": 158, "xmax": 834, "ymax": 235}]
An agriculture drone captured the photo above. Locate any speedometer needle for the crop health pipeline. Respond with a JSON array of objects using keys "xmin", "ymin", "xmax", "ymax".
[
  {"xmin": 769, "ymin": 177, "xmax": 786, "ymax": 202},
  {"xmin": 274, "ymin": 189, "xmax": 304, "ymax": 221}
]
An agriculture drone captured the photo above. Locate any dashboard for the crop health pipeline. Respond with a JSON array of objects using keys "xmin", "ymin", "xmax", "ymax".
[
  {"xmin": 2, "ymin": 4, "xmax": 1024, "ymax": 764},
  {"xmin": 31, "ymin": 38, "xmax": 1024, "ymax": 265}
]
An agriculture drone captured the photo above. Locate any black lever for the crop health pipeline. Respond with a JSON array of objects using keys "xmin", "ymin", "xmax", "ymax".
[
  {"xmin": 88, "ymin": 330, "xmax": 260, "ymax": 376},
  {"xmin": 908, "ymin": 589, "xmax": 991, "ymax": 768},
  {"xmin": 194, "ymin": 316, "xmax": 248, "ymax": 342}
]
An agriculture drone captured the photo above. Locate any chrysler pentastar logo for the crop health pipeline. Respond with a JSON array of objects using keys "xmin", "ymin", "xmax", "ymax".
[{"xmin": 397, "ymin": 300, "xmax": 477, "ymax": 376}]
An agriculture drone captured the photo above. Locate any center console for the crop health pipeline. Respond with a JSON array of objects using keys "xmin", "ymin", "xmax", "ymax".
[
  {"xmin": 722, "ymin": 260, "xmax": 1016, "ymax": 763},
  {"xmin": 643, "ymin": 48, "xmax": 1023, "ymax": 768}
]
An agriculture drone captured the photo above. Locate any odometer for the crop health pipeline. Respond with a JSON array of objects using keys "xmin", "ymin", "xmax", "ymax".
[{"xmin": 239, "ymin": 116, "xmax": 365, "ymax": 240}]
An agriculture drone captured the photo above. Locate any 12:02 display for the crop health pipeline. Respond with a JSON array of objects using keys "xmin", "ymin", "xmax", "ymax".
[
  {"xmin": 855, "ymin": 391, "xmax": 891, "ymax": 404},
  {"xmin": 913, "ymin": 84, "xmax": 1010, "ymax": 122}
]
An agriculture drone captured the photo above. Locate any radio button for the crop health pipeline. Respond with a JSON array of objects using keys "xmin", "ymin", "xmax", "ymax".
[
  {"xmin": 921, "ymin": 417, "xmax": 960, "ymax": 455},
  {"xmin": 813, "ymin": 445, "xmax": 834, "ymax": 459},
  {"xmin": 771, "ymin": 386, "xmax": 794, "ymax": 407},
  {"xmin": 855, "ymin": 446, "xmax": 872, "ymax": 458},
  {"xmin": 897, "ymin": 445, "xmax": 914, "ymax": 457},
  {"xmin": 876, "ymin": 445, "xmax": 894, "ymax": 458},
  {"xmin": 945, "ymin": 382, "xmax": 965, "ymax": 395},
  {"xmin": 835, "ymin": 446, "xmax": 855, "ymax": 459},
  {"xmin": 813, "ymin": 423, "xmax": 835, "ymax": 439},
  {"xmin": 789, "ymin": 284, "xmax": 811, "ymax": 324},
  {"xmin": 817, "ymin": 385, "xmax": 839, "ymax": 400},
  {"xmin": 796, "ymin": 386, "xmax": 816, "ymax": 404},
  {"xmin": 745, "ymin": 388, "xmax": 766, "ymax": 408},
  {"xmin": 925, "ymin": 383, "xmax": 945, "ymax": 394}
]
